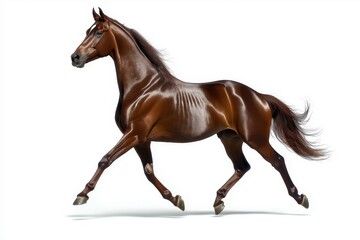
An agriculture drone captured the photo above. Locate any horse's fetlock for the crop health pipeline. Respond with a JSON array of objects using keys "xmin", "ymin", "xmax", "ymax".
[
  {"xmin": 162, "ymin": 190, "xmax": 172, "ymax": 200},
  {"xmin": 289, "ymin": 186, "xmax": 298, "ymax": 196},
  {"xmin": 217, "ymin": 189, "xmax": 227, "ymax": 198},
  {"xmin": 86, "ymin": 183, "xmax": 95, "ymax": 191}
]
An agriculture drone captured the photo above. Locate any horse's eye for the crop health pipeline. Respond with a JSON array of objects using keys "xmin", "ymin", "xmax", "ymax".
[{"xmin": 95, "ymin": 30, "xmax": 103, "ymax": 37}]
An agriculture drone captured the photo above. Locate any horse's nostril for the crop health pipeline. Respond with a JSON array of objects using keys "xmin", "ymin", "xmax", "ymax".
[{"xmin": 71, "ymin": 53, "xmax": 80, "ymax": 63}]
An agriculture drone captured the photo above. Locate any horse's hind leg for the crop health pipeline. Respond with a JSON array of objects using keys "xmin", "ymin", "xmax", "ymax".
[
  {"xmin": 250, "ymin": 141, "xmax": 309, "ymax": 208},
  {"xmin": 135, "ymin": 142, "xmax": 185, "ymax": 211},
  {"xmin": 214, "ymin": 130, "xmax": 251, "ymax": 215}
]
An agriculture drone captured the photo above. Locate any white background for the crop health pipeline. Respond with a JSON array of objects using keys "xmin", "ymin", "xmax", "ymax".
[{"xmin": 1, "ymin": 0, "xmax": 360, "ymax": 239}]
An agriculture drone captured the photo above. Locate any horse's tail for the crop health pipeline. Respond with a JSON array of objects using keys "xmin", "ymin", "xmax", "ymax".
[{"xmin": 262, "ymin": 94, "xmax": 326, "ymax": 160}]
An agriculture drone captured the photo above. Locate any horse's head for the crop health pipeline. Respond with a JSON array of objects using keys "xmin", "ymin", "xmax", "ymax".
[{"xmin": 71, "ymin": 8, "xmax": 115, "ymax": 68}]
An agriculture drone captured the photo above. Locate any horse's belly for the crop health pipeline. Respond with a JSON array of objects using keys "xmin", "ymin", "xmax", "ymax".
[{"xmin": 149, "ymin": 106, "xmax": 229, "ymax": 143}]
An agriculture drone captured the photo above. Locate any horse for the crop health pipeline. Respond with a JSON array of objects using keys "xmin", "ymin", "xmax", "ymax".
[{"xmin": 71, "ymin": 8, "xmax": 326, "ymax": 215}]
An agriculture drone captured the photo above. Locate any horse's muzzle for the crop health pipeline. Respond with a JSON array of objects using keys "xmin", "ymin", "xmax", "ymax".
[{"xmin": 71, "ymin": 53, "xmax": 85, "ymax": 68}]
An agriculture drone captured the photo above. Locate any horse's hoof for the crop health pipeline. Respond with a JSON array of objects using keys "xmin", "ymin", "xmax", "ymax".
[
  {"xmin": 300, "ymin": 194, "xmax": 309, "ymax": 209},
  {"xmin": 214, "ymin": 201, "xmax": 225, "ymax": 215},
  {"xmin": 175, "ymin": 195, "xmax": 185, "ymax": 211},
  {"xmin": 73, "ymin": 196, "xmax": 89, "ymax": 205}
]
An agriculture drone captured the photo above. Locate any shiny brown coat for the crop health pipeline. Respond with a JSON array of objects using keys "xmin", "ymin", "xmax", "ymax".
[{"xmin": 71, "ymin": 8, "xmax": 326, "ymax": 214}]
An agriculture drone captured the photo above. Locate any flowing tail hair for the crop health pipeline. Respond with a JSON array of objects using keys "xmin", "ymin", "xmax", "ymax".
[{"xmin": 262, "ymin": 94, "xmax": 327, "ymax": 160}]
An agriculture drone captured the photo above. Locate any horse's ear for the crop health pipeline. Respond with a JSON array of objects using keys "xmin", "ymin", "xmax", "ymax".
[
  {"xmin": 98, "ymin": 8, "xmax": 109, "ymax": 21},
  {"xmin": 93, "ymin": 8, "xmax": 101, "ymax": 21}
]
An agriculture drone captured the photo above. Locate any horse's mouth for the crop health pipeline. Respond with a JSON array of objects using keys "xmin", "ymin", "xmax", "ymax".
[{"xmin": 72, "ymin": 61, "xmax": 86, "ymax": 68}]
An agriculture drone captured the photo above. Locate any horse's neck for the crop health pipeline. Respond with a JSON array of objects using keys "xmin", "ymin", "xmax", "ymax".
[{"xmin": 111, "ymin": 28, "xmax": 164, "ymax": 99}]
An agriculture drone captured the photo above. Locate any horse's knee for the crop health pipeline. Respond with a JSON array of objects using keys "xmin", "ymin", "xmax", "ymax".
[
  {"xmin": 144, "ymin": 163, "xmax": 155, "ymax": 181},
  {"xmin": 144, "ymin": 163, "xmax": 153, "ymax": 174}
]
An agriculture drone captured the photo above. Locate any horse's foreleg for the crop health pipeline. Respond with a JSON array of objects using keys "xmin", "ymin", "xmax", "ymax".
[
  {"xmin": 135, "ymin": 143, "xmax": 185, "ymax": 211},
  {"xmin": 73, "ymin": 126, "xmax": 145, "ymax": 205}
]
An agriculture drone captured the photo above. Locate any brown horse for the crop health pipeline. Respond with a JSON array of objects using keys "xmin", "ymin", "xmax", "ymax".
[{"xmin": 71, "ymin": 8, "xmax": 325, "ymax": 214}]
